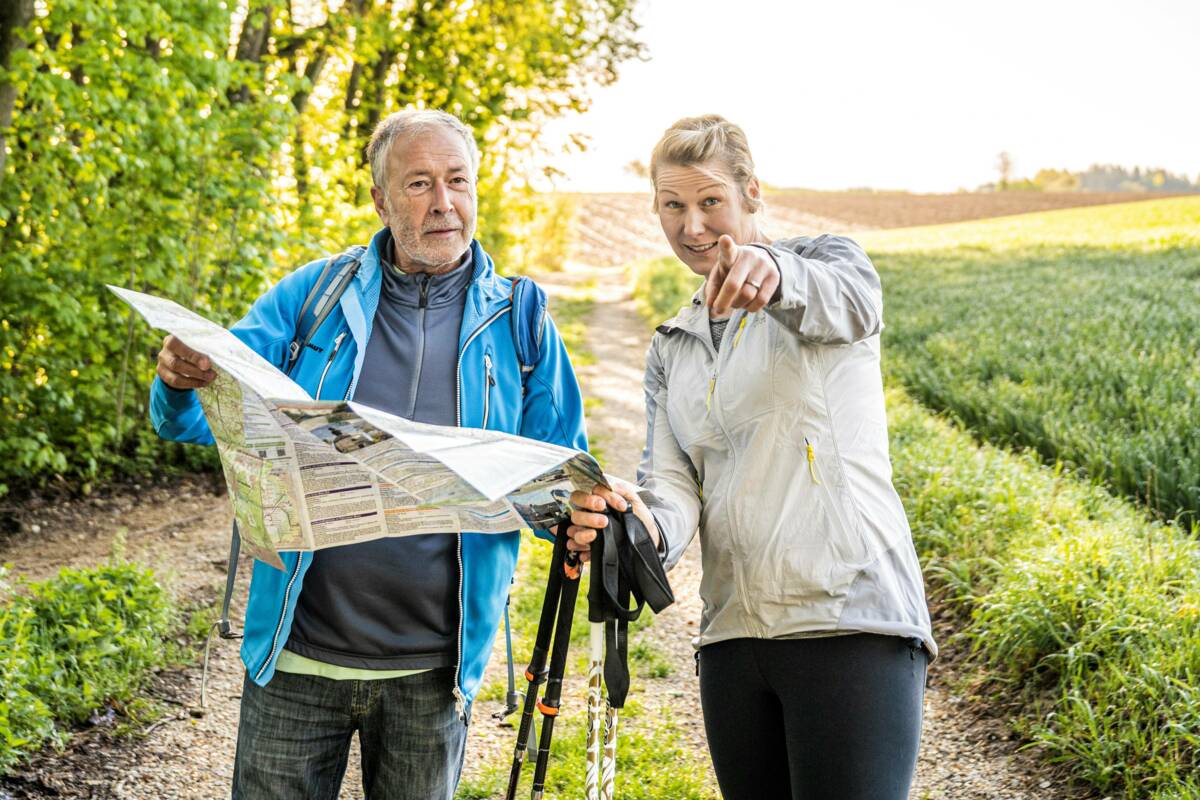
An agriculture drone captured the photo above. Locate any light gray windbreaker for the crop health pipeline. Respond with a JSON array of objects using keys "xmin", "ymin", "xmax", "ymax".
[{"xmin": 638, "ymin": 235, "xmax": 937, "ymax": 657}]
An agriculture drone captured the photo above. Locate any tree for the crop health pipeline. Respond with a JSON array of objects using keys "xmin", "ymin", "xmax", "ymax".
[
  {"xmin": 0, "ymin": 0, "xmax": 646, "ymax": 496},
  {"xmin": 0, "ymin": 0, "xmax": 35, "ymax": 181},
  {"xmin": 1033, "ymin": 168, "xmax": 1079, "ymax": 192},
  {"xmin": 995, "ymin": 151, "xmax": 1013, "ymax": 190}
]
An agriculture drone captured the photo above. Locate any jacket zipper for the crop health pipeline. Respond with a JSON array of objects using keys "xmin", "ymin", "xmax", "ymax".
[
  {"xmin": 408, "ymin": 274, "xmax": 432, "ymax": 417},
  {"xmin": 254, "ymin": 554, "xmax": 304, "ymax": 682},
  {"xmin": 704, "ymin": 312, "xmax": 746, "ymax": 413},
  {"xmin": 452, "ymin": 304, "xmax": 513, "ymax": 715},
  {"xmin": 482, "ymin": 352, "xmax": 495, "ymax": 429},
  {"xmin": 682, "ymin": 310, "xmax": 760, "ymax": 633},
  {"xmin": 315, "ymin": 331, "xmax": 347, "ymax": 401}
]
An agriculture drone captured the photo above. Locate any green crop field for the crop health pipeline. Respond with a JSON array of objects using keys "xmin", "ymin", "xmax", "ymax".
[
  {"xmin": 626, "ymin": 197, "xmax": 1200, "ymax": 797},
  {"xmin": 862, "ymin": 197, "xmax": 1200, "ymax": 525}
]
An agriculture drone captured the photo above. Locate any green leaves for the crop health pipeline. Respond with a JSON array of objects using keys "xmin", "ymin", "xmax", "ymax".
[
  {"xmin": 0, "ymin": 0, "xmax": 292, "ymax": 489},
  {"xmin": 0, "ymin": 561, "xmax": 180, "ymax": 770},
  {"xmin": 0, "ymin": 0, "xmax": 644, "ymax": 494}
]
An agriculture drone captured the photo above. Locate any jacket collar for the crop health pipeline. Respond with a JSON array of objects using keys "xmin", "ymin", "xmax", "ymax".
[
  {"xmin": 657, "ymin": 284, "xmax": 717, "ymax": 341},
  {"xmin": 349, "ymin": 229, "xmax": 514, "ymax": 348}
]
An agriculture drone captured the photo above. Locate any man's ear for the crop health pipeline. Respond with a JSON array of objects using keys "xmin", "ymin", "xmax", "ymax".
[{"xmin": 370, "ymin": 185, "xmax": 388, "ymax": 222}]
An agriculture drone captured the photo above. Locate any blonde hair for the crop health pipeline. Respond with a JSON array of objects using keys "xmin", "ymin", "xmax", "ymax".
[{"xmin": 649, "ymin": 115, "xmax": 763, "ymax": 213}]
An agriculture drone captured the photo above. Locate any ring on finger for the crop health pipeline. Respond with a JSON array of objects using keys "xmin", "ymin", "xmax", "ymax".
[{"xmin": 746, "ymin": 279, "xmax": 762, "ymax": 290}]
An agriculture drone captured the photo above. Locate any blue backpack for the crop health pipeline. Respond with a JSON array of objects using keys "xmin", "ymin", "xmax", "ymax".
[{"xmin": 201, "ymin": 246, "xmax": 549, "ymax": 705}]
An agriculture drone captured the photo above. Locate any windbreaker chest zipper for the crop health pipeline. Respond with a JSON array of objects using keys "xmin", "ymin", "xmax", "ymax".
[
  {"xmin": 803, "ymin": 435, "xmax": 856, "ymax": 545},
  {"xmin": 315, "ymin": 331, "xmax": 347, "ymax": 401},
  {"xmin": 482, "ymin": 351, "xmax": 495, "ymax": 429},
  {"xmin": 702, "ymin": 312, "xmax": 747, "ymax": 415}
]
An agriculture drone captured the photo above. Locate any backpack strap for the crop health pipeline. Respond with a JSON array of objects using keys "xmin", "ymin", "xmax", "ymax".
[
  {"xmin": 284, "ymin": 245, "xmax": 367, "ymax": 373},
  {"xmin": 498, "ymin": 274, "xmax": 552, "ymax": 718},
  {"xmin": 207, "ymin": 245, "xmax": 367, "ymax": 699},
  {"xmin": 509, "ymin": 275, "xmax": 548, "ymax": 383}
]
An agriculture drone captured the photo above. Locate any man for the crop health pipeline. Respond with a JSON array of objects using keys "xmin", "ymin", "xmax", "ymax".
[{"xmin": 150, "ymin": 109, "xmax": 587, "ymax": 799}]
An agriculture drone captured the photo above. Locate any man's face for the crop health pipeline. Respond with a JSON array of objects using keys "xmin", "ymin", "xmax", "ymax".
[{"xmin": 370, "ymin": 126, "xmax": 477, "ymax": 274}]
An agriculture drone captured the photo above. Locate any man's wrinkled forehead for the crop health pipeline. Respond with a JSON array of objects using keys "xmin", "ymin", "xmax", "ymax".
[{"xmin": 386, "ymin": 127, "xmax": 473, "ymax": 181}]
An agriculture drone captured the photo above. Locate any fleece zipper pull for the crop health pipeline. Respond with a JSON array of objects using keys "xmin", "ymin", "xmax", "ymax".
[
  {"xmin": 418, "ymin": 273, "xmax": 431, "ymax": 309},
  {"xmin": 454, "ymin": 685, "xmax": 468, "ymax": 720}
]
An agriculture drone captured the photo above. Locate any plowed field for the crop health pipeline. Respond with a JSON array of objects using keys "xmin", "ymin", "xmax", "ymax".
[{"xmin": 567, "ymin": 190, "xmax": 1188, "ymax": 266}]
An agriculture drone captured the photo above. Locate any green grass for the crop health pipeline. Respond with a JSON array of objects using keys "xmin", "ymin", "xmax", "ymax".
[
  {"xmin": 460, "ymin": 536, "xmax": 714, "ymax": 799},
  {"xmin": 862, "ymin": 197, "xmax": 1200, "ymax": 524},
  {"xmin": 0, "ymin": 559, "xmax": 187, "ymax": 772},
  {"xmin": 889, "ymin": 387, "xmax": 1200, "ymax": 798},
  {"xmin": 549, "ymin": 291, "xmax": 597, "ymax": 369}
]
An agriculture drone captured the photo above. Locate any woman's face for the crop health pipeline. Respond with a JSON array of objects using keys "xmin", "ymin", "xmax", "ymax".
[{"xmin": 655, "ymin": 161, "xmax": 760, "ymax": 276}]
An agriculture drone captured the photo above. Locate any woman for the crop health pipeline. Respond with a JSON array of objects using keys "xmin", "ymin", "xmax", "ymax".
[{"xmin": 568, "ymin": 115, "xmax": 936, "ymax": 799}]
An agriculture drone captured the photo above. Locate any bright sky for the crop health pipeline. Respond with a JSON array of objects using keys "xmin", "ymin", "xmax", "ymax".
[{"xmin": 537, "ymin": 0, "xmax": 1200, "ymax": 193}]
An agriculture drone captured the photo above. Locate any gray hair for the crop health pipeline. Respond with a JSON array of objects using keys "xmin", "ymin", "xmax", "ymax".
[{"xmin": 367, "ymin": 109, "xmax": 480, "ymax": 188}]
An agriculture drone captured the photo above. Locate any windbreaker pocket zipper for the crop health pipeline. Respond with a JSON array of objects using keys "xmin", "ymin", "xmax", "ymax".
[
  {"xmin": 482, "ymin": 352, "xmax": 495, "ymax": 429},
  {"xmin": 805, "ymin": 436, "xmax": 866, "ymax": 561}
]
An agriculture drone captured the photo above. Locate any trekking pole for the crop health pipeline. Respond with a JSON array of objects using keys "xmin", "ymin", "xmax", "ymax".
[
  {"xmin": 585, "ymin": 527, "xmax": 606, "ymax": 800},
  {"xmin": 591, "ymin": 521, "xmax": 622, "ymax": 800},
  {"xmin": 505, "ymin": 528, "xmax": 568, "ymax": 800},
  {"xmin": 529, "ymin": 546, "xmax": 583, "ymax": 800},
  {"xmin": 601, "ymin": 695, "xmax": 619, "ymax": 800},
  {"xmin": 585, "ymin": 621, "xmax": 603, "ymax": 800}
]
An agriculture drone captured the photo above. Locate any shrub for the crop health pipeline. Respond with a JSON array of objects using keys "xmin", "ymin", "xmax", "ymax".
[{"xmin": 0, "ymin": 561, "xmax": 181, "ymax": 771}]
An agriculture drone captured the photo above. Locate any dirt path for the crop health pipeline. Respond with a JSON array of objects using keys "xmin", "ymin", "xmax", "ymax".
[{"xmin": 1, "ymin": 210, "xmax": 1086, "ymax": 799}]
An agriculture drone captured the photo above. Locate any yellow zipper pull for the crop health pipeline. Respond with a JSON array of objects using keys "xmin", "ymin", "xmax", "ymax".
[
  {"xmin": 732, "ymin": 315, "xmax": 749, "ymax": 349},
  {"xmin": 706, "ymin": 374, "xmax": 716, "ymax": 411},
  {"xmin": 805, "ymin": 437, "xmax": 821, "ymax": 484}
]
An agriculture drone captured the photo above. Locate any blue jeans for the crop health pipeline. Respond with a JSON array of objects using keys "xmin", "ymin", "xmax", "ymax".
[{"xmin": 232, "ymin": 668, "xmax": 468, "ymax": 800}]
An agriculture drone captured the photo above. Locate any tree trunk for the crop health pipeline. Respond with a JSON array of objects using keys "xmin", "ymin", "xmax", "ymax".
[
  {"xmin": 290, "ymin": 45, "xmax": 328, "ymax": 113},
  {"xmin": 228, "ymin": 2, "xmax": 277, "ymax": 104},
  {"xmin": 0, "ymin": 0, "xmax": 35, "ymax": 181}
]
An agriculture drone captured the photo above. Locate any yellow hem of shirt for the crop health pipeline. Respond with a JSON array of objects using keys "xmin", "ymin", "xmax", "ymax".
[{"xmin": 275, "ymin": 649, "xmax": 432, "ymax": 681}]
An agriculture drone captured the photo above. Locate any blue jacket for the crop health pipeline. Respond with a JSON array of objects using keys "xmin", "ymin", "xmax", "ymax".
[{"xmin": 150, "ymin": 230, "xmax": 588, "ymax": 706}]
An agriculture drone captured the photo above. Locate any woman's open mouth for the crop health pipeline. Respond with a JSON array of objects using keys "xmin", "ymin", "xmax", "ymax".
[{"xmin": 683, "ymin": 242, "xmax": 717, "ymax": 254}]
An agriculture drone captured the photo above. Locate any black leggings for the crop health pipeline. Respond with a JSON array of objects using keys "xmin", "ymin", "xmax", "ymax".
[{"xmin": 698, "ymin": 633, "xmax": 927, "ymax": 800}]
